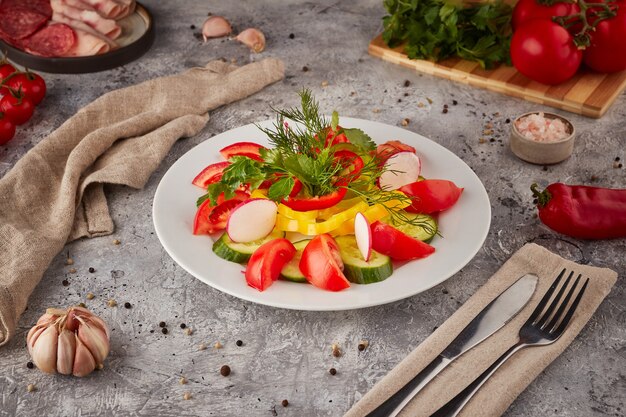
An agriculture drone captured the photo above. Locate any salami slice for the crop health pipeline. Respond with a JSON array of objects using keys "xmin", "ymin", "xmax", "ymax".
[
  {"xmin": 0, "ymin": 0, "xmax": 52, "ymax": 18},
  {"xmin": 0, "ymin": 7, "xmax": 49, "ymax": 40},
  {"xmin": 24, "ymin": 23, "xmax": 76, "ymax": 57}
]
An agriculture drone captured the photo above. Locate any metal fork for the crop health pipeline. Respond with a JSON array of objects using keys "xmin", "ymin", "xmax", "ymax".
[{"xmin": 429, "ymin": 268, "xmax": 589, "ymax": 417}]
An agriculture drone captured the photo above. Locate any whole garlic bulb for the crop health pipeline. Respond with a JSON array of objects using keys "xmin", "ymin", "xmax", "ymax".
[{"xmin": 26, "ymin": 306, "xmax": 110, "ymax": 377}]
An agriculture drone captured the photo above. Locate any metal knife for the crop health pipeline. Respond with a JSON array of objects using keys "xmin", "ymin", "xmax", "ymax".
[{"xmin": 366, "ymin": 274, "xmax": 538, "ymax": 417}]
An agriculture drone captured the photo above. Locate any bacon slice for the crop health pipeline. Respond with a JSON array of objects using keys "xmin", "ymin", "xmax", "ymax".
[
  {"xmin": 51, "ymin": 12, "xmax": 118, "ymax": 48},
  {"xmin": 51, "ymin": 0, "xmax": 121, "ymax": 39},
  {"xmin": 62, "ymin": 26, "xmax": 110, "ymax": 56}
]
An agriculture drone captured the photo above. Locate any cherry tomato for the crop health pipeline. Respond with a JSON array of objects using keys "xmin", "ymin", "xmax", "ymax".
[
  {"xmin": 192, "ymin": 161, "xmax": 230, "ymax": 189},
  {"xmin": 583, "ymin": 5, "xmax": 626, "ymax": 73},
  {"xmin": 370, "ymin": 221, "xmax": 435, "ymax": 261},
  {"xmin": 193, "ymin": 191, "xmax": 249, "ymax": 235},
  {"xmin": 245, "ymin": 238, "xmax": 296, "ymax": 291},
  {"xmin": 6, "ymin": 72, "xmax": 47, "ymax": 105},
  {"xmin": 281, "ymin": 186, "xmax": 347, "ymax": 211},
  {"xmin": 512, "ymin": 0, "xmax": 580, "ymax": 30},
  {"xmin": 0, "ymin": 113, "xmax": 16, "ymax": 145},
  {"xmin": 219, "ymin": 141, "xmax": 265, "ymax": 161},
  {"xmin": 511, "ymin": 20, "xmax": 582, "ymax": 85},
  {"xmin": 299, "ymin": 234, "xmax": 350, "ymax": 291},
  {"xmin": 0, "ymin": 90, "xmax": 35, "ymax": 125},
  {"xmin": 0, "ymin": 63, "xmax": 16, "ymax": 84},
  {"xmin": 400, "ymin": 179, "xmax": 464, "ymax": 214}
]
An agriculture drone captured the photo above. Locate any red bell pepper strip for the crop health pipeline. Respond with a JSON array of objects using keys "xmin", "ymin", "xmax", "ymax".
[
  {"xmin": 531, "ymin": 183, "xmax": 626, "ymax": 240},
  {"xmin": 246, "ymin": 238, "xmax": 296, "ymax": 291},
  {"xmin": 334, "ymin": 150, "xmax": 364, "ymax": 182},
  {"xmin": 281, "ymin": 186, "xmax": 347, "ymax": 211},
  {"xmin": 220, "ymin": 142, "xmax": 266, "ymax": 161},
  {"xmin": 192, "ymin": 161, "xmax": 230, "ymax": 189},
  {"xmin": 370, "ymin": 221, "xmax": 435, "ymax": 261},
  {"xmin": 324, "ymin": 125, "xmax": 350, "ymax": 147},
  {"xmin": 400, "ymin": 180, "xmax": 463, "ymax": 214}
]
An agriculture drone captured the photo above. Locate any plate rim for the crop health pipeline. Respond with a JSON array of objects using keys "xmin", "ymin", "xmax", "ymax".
[{"xmin": 152, "ymin": 117, "xmax": 491, "ymax": 311}]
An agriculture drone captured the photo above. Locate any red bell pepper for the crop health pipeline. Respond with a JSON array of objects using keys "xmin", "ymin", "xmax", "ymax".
[
  {"xmin": 531, "ymin": 183, "xmax": 626, "ymax": 240},
  {"xmin": 334, "ymin": 150, "xmax": 364, "ymax": 182},
  {"xmin": 281, "ymin": 186, "xmax": 347, "ymax": 211},
  {"xmin": 400, "ymin": 180, "xmax": 463, "ymax": 214},
  {"xmin": 246, "ymin": 239, "xmax": 296, "ymax": 291},
  {"xmin": 220, "ymin": 142, "xmax": 266, "ymax": 161},
  {"xmin": 324, "ymin": 125, "xmax": 350, "ymax": 147},
  {"xmin": 192, "ymin": 161, "xmax": 230, "ymax": 189}
]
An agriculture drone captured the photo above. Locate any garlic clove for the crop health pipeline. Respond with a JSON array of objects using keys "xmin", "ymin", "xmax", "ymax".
[
  {"xmin": 31, "ymin": 325, "xmax": 58, "ymax": 374},
  {"xmin": 57, "ymin": 329, "xmax": 76, "ymax": 375},
  {"xmin": 235, "ymin": 28, "xmax": 266, "ymax": 53},
  {"xmin": 36, "ymin": 313, "xmax": 57, "ymax": 326},
  {"xmin": 73, "ymin": 334, "xmax": 96, "ymax": 377},
  {"xmin": 202, "ymin": 15, "xmax": 232, "ymax": 42},
  {"xmin": 87, "ymin": 315, "xmax": 111, "ymax": 340},
  {"xmin": 77, "ymin": 319, "xmax": 109, "ymax": 365}
]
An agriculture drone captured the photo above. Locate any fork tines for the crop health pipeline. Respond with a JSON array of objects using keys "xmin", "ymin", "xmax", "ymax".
[{"xmin": 529, "ymin": 268, "xmax": 590, "ymax": 335}]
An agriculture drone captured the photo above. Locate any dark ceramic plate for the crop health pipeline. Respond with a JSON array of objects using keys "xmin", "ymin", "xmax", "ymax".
[{"xmin": 0, "ymin": 3, "xmax": 154, "ymax": 74}]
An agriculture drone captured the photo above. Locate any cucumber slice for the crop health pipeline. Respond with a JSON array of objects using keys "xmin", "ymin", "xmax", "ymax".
[
  {"xmin": 335, "ymin": 236, "xmax": 392, "ymax": 285},
  {"xmin": 212, "ymin": 231, "xmax": 285, "ymax": 264},
  {"xmin": 279, "ymin": 240, "xmax": 310, "ymax": 283},
  {"xmin": 385, "ymin": 212, "xmax": 437, "ymax": 242}
]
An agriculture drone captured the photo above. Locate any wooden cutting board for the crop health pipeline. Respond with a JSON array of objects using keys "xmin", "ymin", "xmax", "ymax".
[{"xmin": 369, "ymin": 34, "xmax": 626, "ymax": 118}]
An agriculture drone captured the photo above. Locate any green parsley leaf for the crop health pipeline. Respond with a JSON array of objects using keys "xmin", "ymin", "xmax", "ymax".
[
  {"xmin": 343, "ymin": 128, "xmax": 376, "ymax": 151},
  {"xmin": 268, "ymin": 176, "xmax": 295, "ymax": 202}
]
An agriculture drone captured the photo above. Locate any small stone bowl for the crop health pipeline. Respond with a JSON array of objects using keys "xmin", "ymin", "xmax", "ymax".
[{"xmin": 510, "ymin": 112, "xmax": 575, "ymax": 165}]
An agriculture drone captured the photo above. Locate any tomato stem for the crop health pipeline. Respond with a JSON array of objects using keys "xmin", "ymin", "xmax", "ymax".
[{"xmin": 530, "ymin": 183, "xmax": 552, "ymax": 207}]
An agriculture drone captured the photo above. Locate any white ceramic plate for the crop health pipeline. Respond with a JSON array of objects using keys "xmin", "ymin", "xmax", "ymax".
[{"xmin": 153, "ymin": 118, "xmax": 491, "ymax": 311}]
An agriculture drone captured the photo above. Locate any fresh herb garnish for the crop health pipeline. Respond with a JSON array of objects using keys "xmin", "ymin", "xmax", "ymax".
[{"xmin": 382, "ymin": 0, "xmax": 513, "ymax": 69}]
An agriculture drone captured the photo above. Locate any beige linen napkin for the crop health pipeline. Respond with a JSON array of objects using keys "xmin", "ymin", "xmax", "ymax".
[
  {"xmin": 345, "ymin": 243, "xmax": 617, "ymax": 417},
  {"xmin": 0, "ymin": 58, "xmax": 285, "ymax": 346}
]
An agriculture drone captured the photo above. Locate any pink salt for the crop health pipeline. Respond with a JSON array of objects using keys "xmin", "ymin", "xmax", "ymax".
[{"xmin": 514, "ymin": 113, "xmax": 570, "ymax": 142}]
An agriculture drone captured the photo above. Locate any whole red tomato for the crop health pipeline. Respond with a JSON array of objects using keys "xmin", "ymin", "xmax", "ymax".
[
  {"xmin": 0, "ymin": 113, "xmax": 16, "ymax": 145},
  {"xmin": 6, "ymin": 72, "xmax": 47, "ymax": 105},
  {"xmin": 512, "ymin": 0, "xmax": 580, "ymax": 30},
  {"xmin": 583, "ymin": 4, "xmax": 626, "ymax": 73},
  {"xmin": 0, "ymin": 91, "xmax": 35, "ymax": 126},
  {"xmin": 511, "ymin": 20, "xmax": 582, "ymax": 85},
  {"xmin": 0, "ymin": 63, "xmax": 16, "ymax": 84}
]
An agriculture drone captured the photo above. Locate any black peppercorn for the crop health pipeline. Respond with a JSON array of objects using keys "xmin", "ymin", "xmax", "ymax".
[
  {"xmin": 358, "ymin": 343, "xmax": 366, "ymax": 351},
  {"xmin": 282, "ymin": 399, "xmax": 289, "ymax": 407},
  {"xmin": 190, "ymin": 24, "xmax": 196, "ymax": 30},
  {"xmin": 452, "ymin": 100, "xmax": 458, "ymax": 105},
  {"xmin": 329, "ymin": 368, "xmax": 337, "ymax": 375},
  {"xmin": 220, "ymin": 365, "xmax": 231, "ymax": 376},
  {"xmin": 180, "ymin": 323, "xmax": 186, "ymax": 329},
  {"xmin": 236, "ymin": 340, "xmax": 243, "ymax": 347},
  {"xmin": 162, "ymin": 328, "xmax": 168, "ymax": 335},
  {"xmin": 442, "ymin": 108, "xmax": 448, "ymax": 114},
  {"xmin": 27, "ymin": 361, "xmax": 34, "ymax": 369},
  {"xmin": 88, "ymin": 267, "xmax": 95, "ymax": 273},
  {"xmin": 302, "ymin": 66, "xmax": 309, "ymax": 72},
  {"xmin": 505, "ymin": 118, "xmax": 511, "ymax": 123},
  {"xmin": 289, "ymin": 33, "xmax": 295, "ymax": 39},
  {"xmin": 615, "ymin": 156, "xmax": 620, "ymax": 161},
  {"xmin": 159, "ymin": 321, "xmax": 166, "ymax": 328},
  {"xmin": 124, "ymin": 302, "xmax": 131, "ymax": 309},
  {"xmin": 62, "ymin": 279, "xmax": 69, "ymax": 286},
  {"xmin": 403, "ymin": 80, "xmax": 410, "ymax": 87}
]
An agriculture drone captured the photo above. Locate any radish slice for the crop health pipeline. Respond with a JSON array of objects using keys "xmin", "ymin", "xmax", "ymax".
[
  {"xmin": 378, "ymin": 151, "xmax": 421, "ymax": 190},
  {"xmin": 354, "ymin": 212, "xmax": 372, "ymax": 261},
  {"xmin": 227, "ymin": 199, "xmax": 278, "ymax": 243}
]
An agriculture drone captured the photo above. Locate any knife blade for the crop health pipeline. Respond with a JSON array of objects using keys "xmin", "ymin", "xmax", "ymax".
[{"xmin": 366, "ymin": 274, "xmax": 538, "ymax": 417}]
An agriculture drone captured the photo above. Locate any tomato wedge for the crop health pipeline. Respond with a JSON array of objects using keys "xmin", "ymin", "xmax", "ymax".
[
  {"xmin": 192, "ymin": 161, "xmax": 230, "ymax": 189},
  {"xmin": 299, "ymin": 234, "xmax": 350, "ymax": 291},
  {"xmin": 246, "ymin": 238, "xmax": 296, "ymax": 291},
  {"xmin": 220, "ymin": 142, "xmax": 266, "ymax": 161},
  {"xmin": 400, "ymin": 180, "xmax": 463, "ymax": 214},
  {"xmin": 371, "ymin": 222, "xmax": 435, "ymax": 261},
  {"xmin": 334, "ymin": 150, "xmax": 364, "ymax": 182},
  {"xmin": 281, "ymin": 187, "xmax": 347, "ymax": 212},
  {"xmin": 193, "ymin": 191, "xmax": 249, "ymax": 235}
]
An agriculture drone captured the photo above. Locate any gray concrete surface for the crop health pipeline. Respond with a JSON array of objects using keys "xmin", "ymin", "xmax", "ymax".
[{"xmin": 1, "ymin": 1, "xmax": 625, "ymax": 416}]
